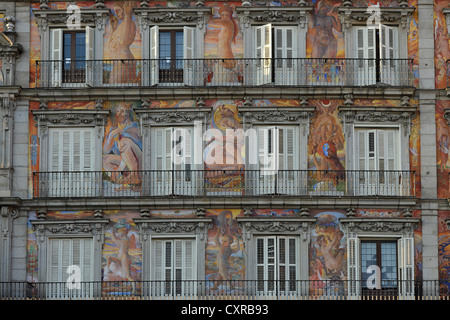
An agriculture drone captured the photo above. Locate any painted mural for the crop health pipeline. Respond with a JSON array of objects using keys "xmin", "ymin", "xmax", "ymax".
[
  {"xmin": 204, "ymin": 100, "xmax": 245, "ymax": 194},
  {"xmin": 438, "ymin": 211, "xmax": 450, "ymax": 291},
  {"xmin": 434, "ymin": 0, "xmax": 450, "ymax": 89},
  {"xmin": 205, "ymin": 2, "xmax": 243, "ymax": 85},
  {"xmin": 102, "ymin": 101, "xmax": 143, "ymax": 194},
  {"xmin": 309, "ymin": 211, "xmax": 347, "ymax": 295},
  {"xmin": 206, "ymin": 209, "xmax": 244, "ymax": 294},
  {"xmin": 308, "ymin": 99, "xmax": 345, "ymax": 194},
  {"xmin": 25, "ymin": 0, "xmax": 428, "ymax": 295},
  {"xmin": 436, "ymin": 100, "xmax": 450, "ymax": 199},
  {"xmin": 104, "ymin": 1, "xmax": 141, "ymax": 85}
]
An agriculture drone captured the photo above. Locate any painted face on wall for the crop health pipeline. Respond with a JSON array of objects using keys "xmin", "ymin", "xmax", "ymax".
[{"xmin": 114, "ymin": 4, "xmax": 124, "ymax": 20}]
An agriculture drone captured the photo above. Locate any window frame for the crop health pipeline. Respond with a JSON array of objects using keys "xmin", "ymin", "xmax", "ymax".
[
  {"xmin": 33, "ymin": 8, "xmax": 108, "ymax": 87},
  {"xmin": 340, "ymin": 217, "xmax": 419, "ymax": 299},
  {"xmin": 237, "ymin": 216, "xmax": 317, "ymax": 296},
  {"xmin": 133, "ymin": 216, "xmax": 213, "ymax": 297},
  {"xmin": 30, "ymin": 218, "xmax": 109, "ymax": 297}
]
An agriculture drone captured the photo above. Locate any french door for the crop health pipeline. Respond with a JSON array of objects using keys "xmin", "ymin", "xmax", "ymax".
[
  {"xmin": 152, "ymin": 239, "xmax": 196, "ymax": 297},
  {"xmin": 254, "ymin": 126, "xmax": 298, "ymax": 195},
  {"xmin": 355, "ymin": 128, "xmax": 400, "ymax": 195},
  {"xmin": 48, "ymin": 238, "xmax": 94, "ymax": 299},
  {"xmin": 256, "ymin": 236, "xmax": 298, "ymax": 295},
  {"xmin": 48, "ymin": 128, "xmax": 95, "ymax": 197},
  {"xmin": 151, "ymin": 127, "xmax": 196, "ymax": 196}
]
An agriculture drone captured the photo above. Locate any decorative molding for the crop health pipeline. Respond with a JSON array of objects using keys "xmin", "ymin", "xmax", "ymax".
[
  {"xmin": 237, "ymin": 217, "xmax": 317, "ymax": 241},
  {"xmin": 134, "ymin": 107, "xmax": 212, "ymax": 127},
  {"xmin": 33, "ymin": 8, "xmax": 111, "ymax": 33},
  {"xmin": 236, "ymin": 6, "xmax": 313, "ymax": 28},
  {"xmin": 134, "ymin": 7, "xmax": 211, "ymax": 30},
  {"xmin": 238, "ymin": 106, "xmax": 315, "ymax": 124},
  {"xmin": 134, "ymin": 218, "xmax": 214, "ymax": 241},
  {"xmin": 31, "ymin": 219, "xmax": 109, "ymax": 243},
  {"xmin": 340, "ymin": 218, "xmax": 420, "ymax": 237},
  {"xmin": 338, "ymin": 6, "xmax": 415, "ymax": 30},
  {"xmin": 337, "ymin": 106, "xmax": 417, "ymax": 137},
  {"xmin": 32, "ymin": 109, "xmax": 110, "ymax": 139}
]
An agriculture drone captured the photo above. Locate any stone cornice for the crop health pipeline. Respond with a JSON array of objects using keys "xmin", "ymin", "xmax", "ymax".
[
  {"xmin": 237, "ymin": 216, "xmax": 317, "ymax": 240},
  {"xmin": 133, "ymin": 217, "xmax": 213, "ymax": 240},
  {"xmin": 32, "ymin": 109, "xmax": 110, "ymax": 127},
  {"xmin": 236, "ymin": 6, "xmax": 313, "ymax": 28},
  {"xmin": 32, "ymin": 8, "xmax": 111, "ymax": 32},
  {"xmin": 339, "ymin": 217, "xmax": 420, "ymax": 236},
  {"xmin": 30, "ymin": 218, "xmax": 110, "ymax": 242},
  {"xmin": 134, "ymin": 7, "xmax": 211, "ymax": 29},
  {"xmin": 238, "ymin": 106, "xmax": 315, "ymax": 124},
  {"xmin": 338, "ymin": 6, "xmax": 415, "ymax": 29},
  {"xmin": 338, "ymin": 106, "xmax": 417, "ymax": 123},
  {"xmin": 23, "ymin": 86, "xmax": 416, "ymax": 101},
  {"xmin": 134, "ymin": 107, "xmax": 212, "ymax": 127}
]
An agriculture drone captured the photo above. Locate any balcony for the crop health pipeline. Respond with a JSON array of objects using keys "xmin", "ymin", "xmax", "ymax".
[
  {"xmin": 34, "ymin": 58, "xmax": 414, "ymax": 89},
  {"xmin": 32, "ymin": 170, "xmax": 416, "ymax": 199},
  {"xmin": 0, "ymin": 280, "xmax": 447, "ymax": 300}
]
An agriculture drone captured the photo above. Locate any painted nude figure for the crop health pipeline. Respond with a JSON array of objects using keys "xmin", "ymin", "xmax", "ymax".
[
  {"xmin": 103, "ymin": 103, "xmax": 142, "ymax": 189},
  {"xmin": 212, "ymin": 232, "xmax": 240, "ymax": 290},
  {"xmin": 309, "ymin": 2, "xmax": 341, "ymax": 58},
  {"xmin": 107, "ymin": 2, "xmax": 137, "ymax": 83},
  {"xmin": 107, "ymin": 225, "xmax": 136, "ymax": 293}
]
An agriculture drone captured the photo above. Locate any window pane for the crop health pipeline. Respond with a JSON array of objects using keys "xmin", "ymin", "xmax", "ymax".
[
  {"xmin": 361, "ymin": 242, "xmax": 377, "ymax": 283},
  {"xmin": 381, "ymin": 242, "xmax": 397, "ymax": 286}
]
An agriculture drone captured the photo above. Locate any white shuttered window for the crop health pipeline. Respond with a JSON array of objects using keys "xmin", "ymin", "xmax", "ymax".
[
  {"xmin": 152, "ymin": 239, "xmax": 196, "ymax": 296},
  {"xmin": 256, "ymin": 236, "xmax": 298, "ymax": 294},
  {"xmin": 48, "ymin": 238, "xmax": 94, "ymax": 298}
]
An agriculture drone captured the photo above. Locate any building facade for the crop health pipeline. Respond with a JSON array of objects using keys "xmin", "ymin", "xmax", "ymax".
[{"xmin": 0, "ymin": 0, "xmax": 449, "ymax": 300}]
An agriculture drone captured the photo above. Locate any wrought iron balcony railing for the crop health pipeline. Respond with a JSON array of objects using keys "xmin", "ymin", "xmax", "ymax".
[
  {"xmin": 34, "ymin": 58, "xmax": 414, "ymax": 88},
  {"xmin": 1, "ymin": 280, "xmax": 448, "ymax": 300},
  {"xmin": 32, "ymin": 170, "xmax": 416, "ymax": 198}
]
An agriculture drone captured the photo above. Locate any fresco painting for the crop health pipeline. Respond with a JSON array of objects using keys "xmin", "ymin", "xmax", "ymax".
[
  {"xmin": 205, "ymin": 2, "xmax": 243, "ymax": 85},
  {"xmin": 309, "ymin": 211, "xmax": 347, "ymax": 295},
  {"xmin": 438, "ymin": 211, "xmax": 450, "ymax": 291},
  {"xmin": 434, "ymin": 0, "xmax": 450, "ymax": 89},
  {"xmin": 436, "ymin": 100, "xmax": 450, "ymax": 198},
  {"xmin": 102, "ymin": 101, "xmax": 143, "ymax": 195},
  {"xmin": 204, "ymin": 100, "xmax": 245, "ymax": 194},
  {"xmin": 104, "ymin": 1, "xmax": 141, "ymax": 85},
  {"xmin": 308, "ymin": 99, "xmax": 345, "ymax": 194},
  {"xmin": 24, "ymin": 0, "xmax": 427, "ymax": 291},
  {"xmin": 103, "ymin": 211, "xmax": 141, "ymax": 296},
  {"xmin": 206, "ymin": 209, "xmax": 244, "ymax": 294}
]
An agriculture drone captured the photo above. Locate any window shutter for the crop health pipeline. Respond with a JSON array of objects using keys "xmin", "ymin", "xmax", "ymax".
[
  {"xmin": 398, "ymin": 237, "xmax": 414, "ymax": 298},
  {"xmin": 49, "ymin": 128, "xmax": 94, "ymax": 172},
  {"xmin": 153, "ymin": 239, "xmax": 196, "ymax": 295},
  {"xmin": 347, "ymin": 236, "xmax": 361, "ymax": 298},
  {"xmin": 183, "ymin": 26, "xmax": 195, "ymax": 86},
  {"xmin": 85, "ymin": 26, "xmax": 94, "ymax": 86},
  {"xmin": 48, "ymin": 238, "xmax": 93, "ymax": 283},
  {"xmin": 51, "ymin": 28, "xmax": 63, "ymax": 87},
  {"xmin": 154, "ymin": 240, "xmax": 163, "ymax": 281},
  {"xmin": 173, "ymin": 127, "xmax": 192, "ymax": 171},
  {"xmin": 255, "ymin": 24, "xmax": 272, "ymax": 85},
  {"xmin": 354, "ymin": 27, "xmax": 376, "ymax": 85},
  {"xmin": 380, "ymin": 25, "xmax": 399, "ymax": 85},
  {"xmin": 150, "ymin": 25, "xmax": 159, "ymax": 86},
  {"xmin": 285, "ymin": 127, "xmax": 295, "ymax": 170}
]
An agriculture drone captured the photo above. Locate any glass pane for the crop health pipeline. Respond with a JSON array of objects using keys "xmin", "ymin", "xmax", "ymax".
[
  {"xmin": 381, "ymin": 242, "xmax": 397, "ymax": 287},
  {"xmin": 361, "ymin": 242, "xmax": 377, "ymax": 285}
]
